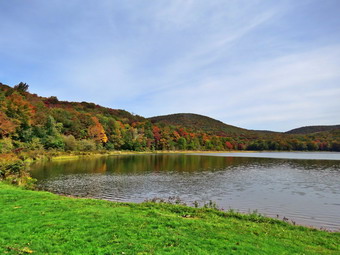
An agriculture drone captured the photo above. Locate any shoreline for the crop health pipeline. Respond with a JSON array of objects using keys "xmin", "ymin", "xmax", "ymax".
[
  {"xmin": 1, "ymin": 149, "xmax": 338, "ymax": 164},
  {"xmin": 25, "ymin": 150, "xmax": 257, "ymax": 163},
  {"xmin": 29, "ymin": 149, "xmax": 340, "ymax": 163}
]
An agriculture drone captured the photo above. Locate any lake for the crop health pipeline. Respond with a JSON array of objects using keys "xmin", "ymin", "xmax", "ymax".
[{"xmin": 30, "ymin": 152, "xmax": 340, "ymax": 231}]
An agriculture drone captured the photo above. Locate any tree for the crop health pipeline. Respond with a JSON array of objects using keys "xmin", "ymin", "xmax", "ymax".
[
  {"xmin": 152, "ymin": 126, "xmax": 161, "ymax": 149},
  {"xmin": 109, "ymin": 120, "xmax": 124, "ymax": 149},
  {"xmin": 306, "ymin": 141, "xmax": 318, "ymax": 151},
  {"xmin": 177, "ymin": 137, "xmax": 187, "ymax": 150},
  {"xmin": 88, "ymin": 117, "xmax": 108, "ymax": 143},
  {"xmin": 0, "ymin": 112, "xmax": 17, "ymax": 138},
  {"xmin": 225, "ymin": 141, "xmax": 233, "ymax": 150},
  {"xmin": 63, "ymin": 135, "xmax": 77, "ymax": 151},
  {"xmin": 121, "ymin": 127, "xmax": 134, "ymax": 150},
  {"xmin": 42, "ymin": 116, "xmax": 64, "ymax": 149},
  {"xmin": 331, "ymin": 142, "xmax": 340, "ymax": 151},
  {"xmin": 46, "ymin": 116, "xmax": 62, "ymax": 136},
  {"xmin": 14, "ymin": 82, "xmax": 29, "ymax": 93},
  {"xmin": 44, "ymin": 96, "xmax": 59, "ymax": 105},
  {"xmin": 4, "ymin": 93, "xmax": 34, "ymax": 127}
]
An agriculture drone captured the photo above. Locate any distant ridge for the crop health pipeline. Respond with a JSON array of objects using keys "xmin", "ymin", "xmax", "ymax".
[
  {"xmin": 286, "ymin": 125, "xmax": 340, "ymax": 134},
  {"xmin": 149, "ymin": 113, "xmax": 249, "ymax": 135}
]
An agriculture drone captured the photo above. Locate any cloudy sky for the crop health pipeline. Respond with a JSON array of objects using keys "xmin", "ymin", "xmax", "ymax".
[{"xmin": 1, "ymin": 0, "xmax": 339, "ymax": 132}]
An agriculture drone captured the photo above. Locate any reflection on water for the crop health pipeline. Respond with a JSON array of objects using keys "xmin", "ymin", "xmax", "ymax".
[
  {"xmin": 194, "ymin": 152, "xmax": 340, "ymax": 160},
  {"xmin": 30, "ymin": 153, "xmax": 340, "ymax": 231}
]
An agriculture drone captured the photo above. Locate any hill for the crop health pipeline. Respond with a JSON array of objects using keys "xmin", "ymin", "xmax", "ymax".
[
  {"xmin": 149, "ymin": 113, "xmax": 249, "ymax": 136},
  {"xmin": 0, "ymin": 82, "xmax": 339, "ymax": 153},
  {"xmin": 286, "ymin": 125, "xmax": 340, "ymax": 134},
  {"xmin": 0, "ymin": 82, "xmax": 144, "ymax": 124}
]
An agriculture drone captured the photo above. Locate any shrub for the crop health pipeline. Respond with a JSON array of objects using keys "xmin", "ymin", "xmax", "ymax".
[
  {"xmin": 0, "ymin": 159, "xmax": 36, "ymax": 188},
  {"xmin": 77, "ymin": 139, "xmax": 96, "ymax": 151},
  {"xmin": 104, "ymin": 142, "xmax": 115, "ymax": 150},
  {"xmin": 43, "ymin": 135, "xmax": 65, "ymax": 150},
  {"xmin": 63, "ymin": 135, "xmax": 77, "ymax": 151},
  {"xmin": 27, "ymin": 137, "xmax": 44, "ymax": 150},
  {"xmin": 0, "ymin": 138, "xmax": 13, "ymax": 153}
]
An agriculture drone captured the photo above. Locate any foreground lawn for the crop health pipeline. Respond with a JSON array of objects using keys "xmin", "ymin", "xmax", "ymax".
[{"xmin": 0, "ymin": 183, "xmax": 339, "ymax": 254}]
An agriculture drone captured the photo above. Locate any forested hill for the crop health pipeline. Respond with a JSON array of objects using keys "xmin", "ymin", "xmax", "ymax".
[
  {"xmin": 149, "ymin": 113, "xmax": 249, "ymax": 135},
  {"xmin": 0, "ymin": 82, "xmax": 340, "ymax": 152},
  {"xmin": 286, "ymin": 125, "xmax": 340, "ymax": 134}
]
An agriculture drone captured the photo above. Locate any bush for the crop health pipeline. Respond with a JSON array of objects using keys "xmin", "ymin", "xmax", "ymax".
[
  {"xmin": 27, "ymin": 137, "xmax": 44, "ymax": 150},
  {"xmin": 0, "ymin": 138, "xmax": 13, "ymax": 153},
  {"xmin": 43, "ymin": 135, "xmax": 65, "ymax": 150},
  {"xmin": 77, "ymin": 139, "xmax": 96, "ymax": 151},
  {"xmin": 63, "ymin": 135, "xmax": 77, "ymax": 151},
  {"xmin": 104, "ymin": 142, "xmax": 115, "ymax": 150},
  {"xmin": 0, "ymin": 159, "xmax": 36, "ymax": 188}
]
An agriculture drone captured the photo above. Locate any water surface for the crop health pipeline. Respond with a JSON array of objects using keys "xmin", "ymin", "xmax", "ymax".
[
  {"xmin": 30, "ymin": 152, "xmax": 340, "ymax": 231},
  {"xmin": 194, "ymin": 152, "xmax": 340, "ymax": 160}
]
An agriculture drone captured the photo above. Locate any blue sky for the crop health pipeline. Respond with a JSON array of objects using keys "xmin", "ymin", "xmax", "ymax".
[{"xmin": 1, "ymin": 0, "xmax": 340, "ymax": 132}]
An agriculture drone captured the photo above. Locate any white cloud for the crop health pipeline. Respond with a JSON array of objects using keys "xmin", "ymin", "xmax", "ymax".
[
  {"xmin": 135, "ymin": 44, "xmax": 340, "ymax": 131},
  {"xmin": 1, "ymin": 0, "xmax": 340, "ymax": 131}
]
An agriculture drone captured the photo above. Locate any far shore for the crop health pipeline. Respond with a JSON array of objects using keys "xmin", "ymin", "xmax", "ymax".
[
  {"xmin": 2, "ymin": 150, "xmax": 338, "ymax": 165},
  {"xmin": 45, "ymin": 150, "xmax": 258, "ymax": 162}
]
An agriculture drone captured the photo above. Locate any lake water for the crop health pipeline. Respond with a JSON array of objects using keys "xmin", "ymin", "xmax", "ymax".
[{"xmin": 30, "ymin": 152, "xmax": 340, "ymax": 231}]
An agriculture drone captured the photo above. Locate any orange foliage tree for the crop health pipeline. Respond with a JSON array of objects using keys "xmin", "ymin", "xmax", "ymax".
[
  {"xmin": 4, "ymin": 93, "xmax": 34, "ymax": 126},
  {"xmin": 88, "ymin": 116, "xmax": 108, "ymax": 143},
  {"xmin": 0, "ymin": 112, "xmax": 17, "ymax": 137}
]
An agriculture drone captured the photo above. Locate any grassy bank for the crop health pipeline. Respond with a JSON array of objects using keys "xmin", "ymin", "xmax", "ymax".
[{"xmin": 1, "ymin": 183, "xmax": 339, "ymax": 254}]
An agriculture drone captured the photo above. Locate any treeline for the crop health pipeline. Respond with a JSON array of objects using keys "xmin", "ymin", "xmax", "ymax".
[{"xmin": 0, "ymin": 82, "xmax": 340, "ymax": 154}]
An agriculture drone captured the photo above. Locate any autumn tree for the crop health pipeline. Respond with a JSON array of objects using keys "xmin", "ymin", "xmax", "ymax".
[
  {"xmin": 225, "ymin": 141, "xmax": 233, "ymax": 150},
  {"xmin": 108, "ymin": 120, "xmax": 125, "ymax": 149},
  {"xmin": 88, "ymin": 116, "xmax": 108, "ymax": 144},
  {"xmin": 0, "ymin": 112, "xmax": 17, "ymax": 138},
  {"xmin": 3, "ymin": 93, "xmax": 34, "ymax": 127},
  {"xmin": 152, "ymin": 125, "xmax": 161, "ymax": 149}
]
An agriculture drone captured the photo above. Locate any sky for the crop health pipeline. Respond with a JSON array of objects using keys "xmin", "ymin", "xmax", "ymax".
[{"xmin": 1, "ymin": 0, "xmax": 340, "ymax": 132}]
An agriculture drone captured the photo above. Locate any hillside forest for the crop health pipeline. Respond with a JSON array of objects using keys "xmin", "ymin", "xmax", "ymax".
[{"xmin": 1, "ymin": 82, "xmax": 340, "ymax": 154}]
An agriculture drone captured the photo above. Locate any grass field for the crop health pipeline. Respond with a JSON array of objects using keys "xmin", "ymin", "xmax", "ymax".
[{"xmin": 0, "ymin": 182, "xmax": 339, "ymax": 254}]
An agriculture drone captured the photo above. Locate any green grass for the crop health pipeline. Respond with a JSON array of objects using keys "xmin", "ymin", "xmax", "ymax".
[{"xmin": 0, "ymin": 183, "xmax": 339, "ymax": 254}]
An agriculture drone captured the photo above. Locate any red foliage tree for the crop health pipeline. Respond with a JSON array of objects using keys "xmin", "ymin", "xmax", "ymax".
[
  {"xmin": 152, "ymin": 126, "xmax": 161, "ymax": 143},
  {"xmin": 225, "ymin": 141, "xmax": 233, "ymax": 150}
]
